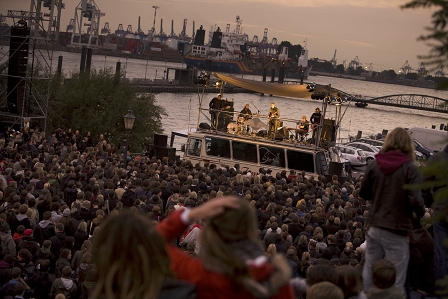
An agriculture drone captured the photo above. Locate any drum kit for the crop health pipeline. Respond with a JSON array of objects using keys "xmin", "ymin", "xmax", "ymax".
[{"xmin": 227, "ymin": 117, "xmax": 267, "ymax": 135}]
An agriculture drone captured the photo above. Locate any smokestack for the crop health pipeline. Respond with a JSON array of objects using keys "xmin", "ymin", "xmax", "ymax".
[
  {"xmin": 138, "ymin": 16, "xmax": 141, "ymax": 32},
  {"xmin": 192, "ymin": 21, "xmax": 195, "ymax": 40},
  {"xmin": 171, "ymin": 20, "xmax": 174, "ymax": 36}
]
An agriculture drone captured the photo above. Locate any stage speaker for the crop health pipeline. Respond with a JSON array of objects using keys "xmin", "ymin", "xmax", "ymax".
[
  {"xmin": 7, "ymin": 24, "xmax": 30, "ymax": 115},
  {"xmin": 329, "ymin": 161, "xmax": 344, "ymax": 177},
  {"xmin": 256, "ymin": 130, "xmax": 268, "ymax": 137},
  {"xmin": 321, "ymin": 119, "xmax": 336, "ymax": 142},
  {"xmin": 154, "ymin": 146, "xmax": 176, "ymax": 162},
  {"xmin": 153, "ymin": 133, "xmax": 168, "ymax": 147},
  {"xmin": 199, "ymin": 122, "xmax": 211, "ymax": 129}
]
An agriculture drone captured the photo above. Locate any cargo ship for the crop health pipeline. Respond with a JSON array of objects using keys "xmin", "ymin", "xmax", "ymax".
[{"xmin": 184, "ymin": 19, "xmax": 311, "ymax": 79}]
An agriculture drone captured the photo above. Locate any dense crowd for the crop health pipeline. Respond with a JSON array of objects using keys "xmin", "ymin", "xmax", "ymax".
[{"xmin": 0, "ymin": 126, "xmax": 441, "ymax": 299}]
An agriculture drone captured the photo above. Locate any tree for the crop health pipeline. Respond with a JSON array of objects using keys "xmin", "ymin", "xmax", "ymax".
[
  {"xmin": 278, "ymin": 41, "xmax": 303, "ymax": 61},
  {"xmin": 405, "ymin": 73, "xmax": 419, "ymax": 80},
  {"xmin": 401, "ymin": 0, "xmax": 448, "ymax": 88},
  {"xmin": 336, "ymin": 64, "xmax": 345, "ymax": 74},
  {"xmin": 48, "ymin": 68, "xmax": 166, "ymax": 152}
]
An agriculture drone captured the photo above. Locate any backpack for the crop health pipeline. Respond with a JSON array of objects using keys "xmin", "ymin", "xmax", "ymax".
[
  {"xmin": 0, "ymin": 233, "xmax": 13, "ymax": 256},
  {"xmin": 18, "ymin": 261, "xmax": 36, "ymax": 281},
  {"xmin": 51, "ymin": 278, "xmax": 77, "ymax": 299}
]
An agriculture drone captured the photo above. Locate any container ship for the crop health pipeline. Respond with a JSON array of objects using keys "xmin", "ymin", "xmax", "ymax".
[{"xmin": 183, "ymin": 17, "xmax": 311, "ymax": 79}]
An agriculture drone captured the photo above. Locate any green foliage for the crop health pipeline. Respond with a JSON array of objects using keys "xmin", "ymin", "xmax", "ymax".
[
  {"xmin": 401, "ymin": 0, "xmax": 448, "ymax": 86},
  {"xmin": 336, "ymin": 64, "xmax": 345, "ymax": 73},
  {"xmin": 309, "ymin": 60, "xmax": 335, "ymax": 72},
  {"xmin": 405, "ymin": 72, "xmax": 419, "ymax": 80},
  {"xmin": 278, "ymin": 41, "xmax": 303, "ymax": 61},
  {"xmin": 48, "ymin": 68, "xmax": 166, "ymax": 152}
]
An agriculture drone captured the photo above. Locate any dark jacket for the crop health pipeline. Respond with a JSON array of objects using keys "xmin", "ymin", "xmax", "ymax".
[
  {"xmin": 29, "ymin": 270, "xmax": 55, "ymax": 299},
  {"xmin": 73, "ymin": 231, "xmax": 89, "ymax": 251},
  {"xmin": 50, "ymin": 277, "xmax": 77, "ymax": 299},
  {"xmin": 359, "ymin": 150, "xmax": 424, "ymax": 234},
  {"xmin": 16, "ymin": 236, "xmax": 40, "ymax": 256},
  {"xmin": 121, "ymin": 189, "xmax": 137, "ymax": 208},
  {"xmin": 422, "ymin": 144, "xmax": 448, "ymax": 222},
  {"xmin": 50, "ymin": 232, "xmax": 67, "ymax": 257},
  {"xmin": 10, "ymin": 215, "xmax": 31, "ymax": 235},
  {"xmin": 34, "ymin": 220, "xmax": 55, "ymax": 245},
  {"xmin": 55, "ymin": 257, "xmax": 71, "ymax": 278},
  {"xmin": 322, "ymin": 244, "xmax": 341, "ymax": 260},
  {"xmin": 0, "ymin": 260, "xmax": 12, "ymax": 286}
]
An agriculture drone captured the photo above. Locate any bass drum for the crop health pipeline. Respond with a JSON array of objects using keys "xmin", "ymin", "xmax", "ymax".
[{"xmin": 227, "ymin": 121, "xmax": 241, "ymax": 134}]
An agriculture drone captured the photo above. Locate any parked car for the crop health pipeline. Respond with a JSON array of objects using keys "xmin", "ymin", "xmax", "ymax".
[
  {"xmin": 413, "ymin": 139, "xmax": 433, "ymax": 158},
  {"xmin": 336, "ymin": 144, "xmax": 367, "ymax": 167},
  {"xmin": 347, "ymin": 142, "xmax": 380, "ymax": 164},
  {"xmin": 374, "ymin": 145, "xmax": 425, "ymax": 161},
  {"xmin": 351, "ymin": 138, "xmax": 384, "ymax": 147}
]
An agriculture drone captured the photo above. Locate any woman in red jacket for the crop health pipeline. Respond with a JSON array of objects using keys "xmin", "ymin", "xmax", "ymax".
[
  {"xmin": 90, "ymin": 196, "xmax": 294, "ymax": 299},
  {"xmin": 158, "ymin": 198, "xmax": 295, "ymax": 299}
]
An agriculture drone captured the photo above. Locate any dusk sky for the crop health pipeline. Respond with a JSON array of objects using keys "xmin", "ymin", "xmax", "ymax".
[{"xmin": 1, "ymin": 0, "xmax": 435, "ymax": 72}]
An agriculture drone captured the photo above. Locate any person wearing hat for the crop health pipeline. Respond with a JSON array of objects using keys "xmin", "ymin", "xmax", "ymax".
[
  {"xmin": 16, "ymin": 229, "xmax": 40, "ymax": 256},
  {"xmin": 209, "ymin": 93, "xmax": 222, "ymax": 129}
]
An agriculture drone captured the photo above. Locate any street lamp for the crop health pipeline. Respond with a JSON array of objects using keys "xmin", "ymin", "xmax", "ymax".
[{"xmin": 123, "ymin": 109, "xmax": 136, "ymax": 169}]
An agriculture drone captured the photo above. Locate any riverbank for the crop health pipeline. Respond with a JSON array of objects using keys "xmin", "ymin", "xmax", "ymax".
[{"xmin": 310, "ymin": 70, "xmax": 437, "ymax": 89}]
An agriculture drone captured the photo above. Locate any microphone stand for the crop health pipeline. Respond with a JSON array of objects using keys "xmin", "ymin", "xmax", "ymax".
[{"xmin": 250, "ymin": 101, "xmax": 261, "ymax": 115}]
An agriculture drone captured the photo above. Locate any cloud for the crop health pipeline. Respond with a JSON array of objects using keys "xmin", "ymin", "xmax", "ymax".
[
  {"xmin": 154, "ymin": 0, "xmax": 404, "ymax": 9},
  {"xmin": 338, "ymin": 39, "xmax": 376, "ymax": 48}
]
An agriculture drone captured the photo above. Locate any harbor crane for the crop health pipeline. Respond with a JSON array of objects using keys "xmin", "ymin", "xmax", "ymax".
[
  {"xmin": 66, "ymin": 18, "xmax": 74, "ymax": 32},
  {"xmin": 71, "ymin": 0, "xmax": 104, "ymax": 47},
  {"xmin": 330, "ymin": 49, "xmax": 337, "ymax": 69},
  {"xmin": 235, "ymin": 15, "xmax": 242, "ymax": 35},
  {"xmin": 417, "ymin": 62, "xmax": 428, "ymax": 76},
  {"xmin": 158, "ymin": 19, "xmax": 166, "ymax": 36},
  {"xmin": 169, "ymin": 20, "xmax": 177, "ymax": 38},
  {"xmin": 151, "ymin": 5, "xmax": 159, "ymax": 41},
  {"xmin": 125, "ymin": 25, "xmax": 133, "ymax": 34},
  {"xmin": 400, "ymin": 60, "xmax": 413, "ymax": 75},
  {"xmin": 348, "ymin": 56, "xmax": 360, "ymax": 69},
  {"xmin": 435, "ymin": 68, "xmax": 445, "ymax": 77},
  {"xmin": 115, "ymin": 24, "xmax": 124, "ymax": 36},
  {"xmin": 179, "ymin": 19, "xmax": 188, "ymax": 39},
  {"xmin": 261, "ymin": 28, "xmax": 268, "ymax": 44},
  {"xmin": 100, "ymin": 22, "xmax": 109, "ymax": 34}
]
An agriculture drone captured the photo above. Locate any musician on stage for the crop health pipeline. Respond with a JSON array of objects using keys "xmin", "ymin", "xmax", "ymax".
[
  {"xmin": 310, "ymin": 107, "xmax": 321, "ymax": 129},
  {"xmin": 268, "ymin": 102, "xmax": 280, "ymax": 137},
  {"xmin": 209, "ymin": 94, "xmax": 222, "ymax": 128},
  {"xmin": 296, "ymin": 115, "xmax": 309, "ymax": 141},
  {"xmin": 239, "ymin": 104, "xmax": 253, "ymax": 121}
]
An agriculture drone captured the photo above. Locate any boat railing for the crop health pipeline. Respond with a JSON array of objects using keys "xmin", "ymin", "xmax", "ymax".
[{"xmin": 196, "ymin": 107, "xmax": 318, "ymax": 141}]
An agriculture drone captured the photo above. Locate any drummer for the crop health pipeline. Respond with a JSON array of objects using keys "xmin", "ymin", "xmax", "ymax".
[
  {"xmin": 239, "ymin": 104, "xmax": 253, "ymax": 122},
  {"xmin": 296, "ymin": 115, "xmax": 309, "ymax": 141}
]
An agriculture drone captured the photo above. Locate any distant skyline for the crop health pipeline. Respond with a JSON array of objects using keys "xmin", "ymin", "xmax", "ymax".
[{"xmin": 1, "ymin": 0, "xmax": 435, "ymax": 73}]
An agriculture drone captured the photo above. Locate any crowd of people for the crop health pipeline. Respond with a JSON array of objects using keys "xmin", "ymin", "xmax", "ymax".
[{"xmin": 0, "ymin": 125, "xmax": 445, "ymax": 299}]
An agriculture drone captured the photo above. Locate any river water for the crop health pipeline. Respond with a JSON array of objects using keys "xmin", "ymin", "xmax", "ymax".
[{"xmin": 1, "ymin": 47, "xmax": 447, "ymax": 146}]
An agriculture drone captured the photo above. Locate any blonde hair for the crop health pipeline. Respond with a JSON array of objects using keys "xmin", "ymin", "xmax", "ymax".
[
  {"xmin": 200, "ymin": 199, "xmax": 261, "ymax": 286},
  {"xmin": 307, "ymin": 281, "xmax": 343, "ymax": 299},
  {"xmin": 91, "ymin": 211, "xmax": 172, "ymax": 299},
  {"xmin": 381, "ymin": 127, "xmax": 415, "ymax": 161},
  {"xmin": 266, "ymin": 243, "xmax": 277, "ymax": 259}
]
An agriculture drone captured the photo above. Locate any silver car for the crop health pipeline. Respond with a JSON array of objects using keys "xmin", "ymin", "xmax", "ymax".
[
  {"xmin": 336, "ymin": 145, "xmax": 367, "ymax": 167},
  {"xmin": 347, "ymin": 142, "xmax": 380, "ymax": 164}
]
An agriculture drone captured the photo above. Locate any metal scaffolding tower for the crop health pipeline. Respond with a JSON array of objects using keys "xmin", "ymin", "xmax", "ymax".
[{"xmin": 0, "ymin": 0, "xmax": 64, "ymax": 132}]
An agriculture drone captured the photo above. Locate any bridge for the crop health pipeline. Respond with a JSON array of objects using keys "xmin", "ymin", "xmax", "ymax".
[{"xmin": 346, "ymin": 94, "xmax": 448, "ymax": 114}]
